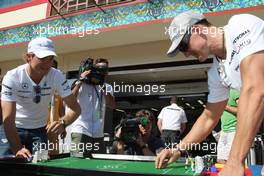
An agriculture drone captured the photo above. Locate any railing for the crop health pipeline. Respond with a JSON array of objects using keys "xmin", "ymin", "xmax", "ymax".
[{"xmin": 49, "ymin": 0, "xmax": 135, "ymax": 16}]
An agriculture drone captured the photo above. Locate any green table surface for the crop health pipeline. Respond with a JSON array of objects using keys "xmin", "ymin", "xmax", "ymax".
[{"xmin": 31, "ymin": 157, "xmax": 199, "ymax": 176}]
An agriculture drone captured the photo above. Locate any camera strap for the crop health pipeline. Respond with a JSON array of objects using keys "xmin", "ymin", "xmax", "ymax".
[{"xmin": 94, "ymin": 86, "xmax": 103, "ymax": 119}]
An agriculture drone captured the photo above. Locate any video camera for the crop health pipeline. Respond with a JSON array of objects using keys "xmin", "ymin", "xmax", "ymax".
[
  {"xmin": 79, "ymin": 58, "xmax": 108, "ymax": 85},
  {"xmin": 120, "ymin": 116, "xmax": 149, "ymax": 144}
]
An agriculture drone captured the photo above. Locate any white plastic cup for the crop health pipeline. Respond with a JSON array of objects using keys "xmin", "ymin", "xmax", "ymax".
[{"xmin": 195, "ymin": 156, "xmax": 204, "ymax": 174}]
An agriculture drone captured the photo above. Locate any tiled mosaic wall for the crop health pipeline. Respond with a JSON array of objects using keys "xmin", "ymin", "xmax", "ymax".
[
  {"xmin": 0, "ymin": 0, "xmax": 31, "ymax": 9},
  {"xmin": 0, "ymin": 0, "xmax": 263, "ymax": 46}
]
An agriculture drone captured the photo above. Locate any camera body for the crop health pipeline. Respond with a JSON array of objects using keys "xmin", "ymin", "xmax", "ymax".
[
  {"xmin": 120, "ymin": 116, "xmax": 149, "ymax": 144},
  {"xmin": 79, "ymin": 58, "xmax": 108, "ymax": 85},
  {"xmin": 120, "ymin": 118, "xmax": 140, "ymax": 144}
]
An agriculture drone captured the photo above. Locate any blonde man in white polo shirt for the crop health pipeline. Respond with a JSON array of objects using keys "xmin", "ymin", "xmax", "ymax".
[
  {"xmin": 1, "ymin": 37, "xmax": 81, "ymax": 159},
  {"xmin": 157, "ymin": 96, "xmax": 187, "ymax": 147}
]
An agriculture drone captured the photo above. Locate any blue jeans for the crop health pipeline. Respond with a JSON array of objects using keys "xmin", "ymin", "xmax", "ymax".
[
  {"xmin": 0, "ymin": 125, "xmax": 10, "ymax": 156},
  {"xmin": 2, "ymin": 126, "xmax": 48, "ymax": 155},
  {"xmin": 17, "ymin": 126, "xmax": 48, "ymax": 153}
]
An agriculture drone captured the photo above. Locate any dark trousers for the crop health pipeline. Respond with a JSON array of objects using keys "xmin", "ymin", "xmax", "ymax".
[
  {"xmin": 17, "ymin": 127, "xmax": 48, "ymax": 154},
  {"xmin": 71, "ymin": 132, "xmax": 105, "ymax": 157},
  {"xmin": 3, "ymin": 126, "xmax": 48, "ymax": 155},
  {"xmin": 161, "ymin": 130, "xmax": 181, "ymax": 148}
]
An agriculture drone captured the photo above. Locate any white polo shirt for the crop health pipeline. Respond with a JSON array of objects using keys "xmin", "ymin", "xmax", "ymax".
[
  {"xmin": 71, "ymin": 83, "xmax": 113, "ymax": 138},
  {"xmin": 207, "ymin": 14, "xmax": 264, "ymax": 103},
  {"xmin": 158, "ymin": 103, "xmax": 187, "ymax": 131},
  {"xmin": 1, "ymin": 64, "xmax": 71, "ymax": 129}
]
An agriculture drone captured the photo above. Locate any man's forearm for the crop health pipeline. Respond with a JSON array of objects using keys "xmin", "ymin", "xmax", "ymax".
[
  {"xmin": 178, "ymin": 102, "xmax": 226, "ymax": 151},
  {"xmin": 228, "ymin": 89, "xmax": 264, "ymax": 163},
  {"xmin": 71, "ymin": 81, "xmax": 82, "ymax": 97},
  {"xmin": 3, "ymin": 120, "xmax": 22, "ymax": 154},
  {"xmin": 62, "ymin": 94, "xmax": 81, "ymax": 126},
  {"xmin": 0, "ymin": 108, "xmax": 2, "ymax": 124},
  {"xmin": 157, "ymin": 120, "xmax": 162, "ymax": 133},
  {"xmin": 62, "ymin": 107, "xmax": 80, "ymax": 126},
  {"xmin": 179, "ymin": 113, "xmax": 218, "ymax": 151}
]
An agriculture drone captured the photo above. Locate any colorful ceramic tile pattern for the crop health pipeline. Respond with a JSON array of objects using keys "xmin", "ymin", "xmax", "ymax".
[
  {"xmin": 0, "ymin": 0, "xmax": 31, "ymax": 9},
  {"xmin": 0, "ymin": 0, "xmax": 264, "ymax": 46}
]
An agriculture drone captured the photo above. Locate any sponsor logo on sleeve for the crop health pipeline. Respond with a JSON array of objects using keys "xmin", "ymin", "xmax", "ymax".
[
  {"xmin": 230, "ymin": 39, "xmax": 251, "ymax": 64},
  {"xmin": 233, "ymin": 29, "xmax": 250, "ymax": 44},
  {"xmin": 236, "ymin": 39, "xmax": 251, "ymax": 54},
  {"xmin": 2, "ymin": 91, "xmax": 12, "ymax": 96}
]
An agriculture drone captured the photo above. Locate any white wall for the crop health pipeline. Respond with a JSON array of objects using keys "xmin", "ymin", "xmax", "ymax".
[
  {"xmin": 0, "ymin": 3, "xmax": 48, "ymax": 29},
  {"xmin": 0, "ymin": 40, "xmax": 182, "ymax": 77}
]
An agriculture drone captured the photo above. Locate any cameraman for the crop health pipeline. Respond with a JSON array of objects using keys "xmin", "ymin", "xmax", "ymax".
[
  {"xmin": 70, "ymin": 58, "xmax": 116, "ymax": 156},
  {"xmin": 112, "ymin": 110, "xmax": 164, "ymax": 156}
]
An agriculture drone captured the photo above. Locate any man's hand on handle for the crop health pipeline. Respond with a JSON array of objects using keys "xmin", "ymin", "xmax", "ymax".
[{"xmin": 46, "ymin": 120, "xmax": 65, "ymax": 136}]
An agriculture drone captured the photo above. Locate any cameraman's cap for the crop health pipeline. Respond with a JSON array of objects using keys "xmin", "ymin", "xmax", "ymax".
[
  {"xmin": 28, "ymin": 37, "xmax": 57, "ymax": 58},
  {"xmin": 167, "ymin": 11, "xmax": 205, "ymax": 57}
]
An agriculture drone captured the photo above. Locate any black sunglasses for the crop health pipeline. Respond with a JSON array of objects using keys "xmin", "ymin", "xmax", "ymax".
[
  {"xmin": 178, "ymin": 31, "xmax": 191, "ymax": 53},
  {"xmin": 33, "ymin": 85, "xmax": 41, "ymax": 103}
]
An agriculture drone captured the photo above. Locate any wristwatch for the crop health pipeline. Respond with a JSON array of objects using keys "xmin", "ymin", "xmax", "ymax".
[
  {"xmin": 140, "ymin": 143, "xmax": 148, "ymax": 150},
  {"xmin": 59, "ymin": 119, "xmax": 66, "ymax": 129}
]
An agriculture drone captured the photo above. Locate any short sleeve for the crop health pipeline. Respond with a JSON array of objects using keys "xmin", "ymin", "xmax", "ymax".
[
  {"xmin": 232, "ymin": 89, "xmax": 240, "ymax": 99},
  {"xmin": 1, "ymin": 74, "xmax": 17, "ymax": 102},
  {"xmin": 157, "ymin": 108, "xmax": 164, "ymax": 120},
  {"xmin": 54, "ymin": 70, "xmax": 71, "ymax": 98},
  {"xmin": 229, "ymin": 89, "xmax": 240, "ymax": 105},
  {"xmin": 228, "ymin": 14, "xmax": 264, "ymax": 63},
  {"xmin": 207, "ymin": 61, "xmax": 229, "ymax": 103}
]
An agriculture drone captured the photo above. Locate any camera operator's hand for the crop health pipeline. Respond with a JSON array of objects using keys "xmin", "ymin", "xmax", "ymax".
[
  {"xmin": 72, "ymin": 70, "xmax": 91, "ymax": 97},
  {"xmin": 80, "ymin": 70, "xmax": 91, "ymax": 80},
  {"xmin": 115, "ymin": 127, "xmax": 122, "ymax": 138},
  {"xmin": 139, "ymin": 124, "xmax": 147, "ymax": 135}
]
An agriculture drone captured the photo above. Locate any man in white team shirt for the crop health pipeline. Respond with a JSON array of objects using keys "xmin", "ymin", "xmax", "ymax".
[
  {"xmin": 155, "ymin": 11, "xmax": 264, "ymax": 176},
  {"xmin": 157, "ymin": 96, "xmax": 187, "ymax": 146},
  {"xmin": 1, "ymin": 37, "xmax": 81, "ymax": 159}
]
